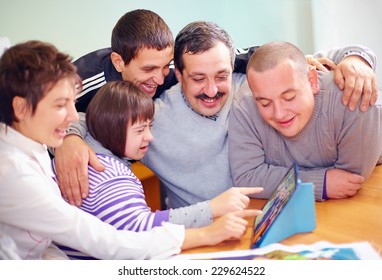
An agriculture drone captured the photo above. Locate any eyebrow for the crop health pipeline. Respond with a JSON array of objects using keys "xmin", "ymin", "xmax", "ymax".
[
  {"xmin": 255, "ymin": 88, "xmax": 295, "ymax": 101},
  {"xmin": 53, "ymin": 97, "xmax": 71, "ymax": 102},
  {"xmin": 132, "ymin": 120, "xmax": 153, "ymax": 129},
  {"xmin": 189, "ymin": 69, "xmax": 231, "ymax": 76}
]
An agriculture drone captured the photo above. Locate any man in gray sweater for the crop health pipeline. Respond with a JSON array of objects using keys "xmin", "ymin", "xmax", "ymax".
[
  {"xmin": 56, "ymin": 22, "xmax": 378, "ymax": 210},
  {"xmin": 229, "ymin": 41, "xmax": 382, "ymax": 201}
]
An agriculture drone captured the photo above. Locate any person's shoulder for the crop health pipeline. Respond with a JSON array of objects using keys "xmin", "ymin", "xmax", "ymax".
[
  {"xmin": 155, "ymin": 83, "xmax": 182, "ymax": 105},
  {"xmin": 73, "ymin": 48, "xmax": 112, "ymax": 63},
  {"xmin": 233, "ymin": 79, "xmax": 252, "ymax": 103},
  {"xmin": 73, "ymin": 48, "xmax": 113, "ymax": 82},
  {"xmin": 232, "ymin": 72, "xmax": 246, "ymax": 83},
  {"xmin": 318, "ymin": 71, "xmax": 339, "ymax": 93},
  {"xmin": 73, "ymin": 48, "xmax": 112, "ymax": 72},
  {"xmin": 93, "ymin": 154, "xmax": 133, "ymax": 177}
]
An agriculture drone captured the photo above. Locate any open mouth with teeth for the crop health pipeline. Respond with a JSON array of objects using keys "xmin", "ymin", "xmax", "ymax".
[
  {"xmin": 140, "ymin": 83, "xmax": 158, "ymax": 96},
  {"xmin": 197, "ymin": 92, "xmax": 224, "ymax": 102}
]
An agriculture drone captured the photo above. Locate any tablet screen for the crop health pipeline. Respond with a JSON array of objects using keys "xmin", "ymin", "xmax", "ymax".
[{"xmin": 252, "ymin": 162, "xmax": 298, "ymax": 248}]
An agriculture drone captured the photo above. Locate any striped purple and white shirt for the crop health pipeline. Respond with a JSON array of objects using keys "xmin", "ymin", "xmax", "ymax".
[{"xmin": 52, "ymin": 154, "xmax": 169, "ymax": 259}]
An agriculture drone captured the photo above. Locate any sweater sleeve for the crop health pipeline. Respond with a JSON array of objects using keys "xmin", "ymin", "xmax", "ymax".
[
  {"xmin": 311, "ymin": 44, "xmax": 376, "ymax": 71},
  {"xmin": 66, "ymin": 112, "xmax": 88, "ymax": 138},
  {"xmin": 331, "ymin": 92, "xmax": 382, "ymax": 179},
  {"xmin": 168, "ymin": 201, "xmax": 213, "ymax": 228}
]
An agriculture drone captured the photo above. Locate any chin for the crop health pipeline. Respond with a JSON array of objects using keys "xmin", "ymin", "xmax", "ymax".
[{"xmin": 49, "ymin": 139, "xmax": 64, "ymax": 148}]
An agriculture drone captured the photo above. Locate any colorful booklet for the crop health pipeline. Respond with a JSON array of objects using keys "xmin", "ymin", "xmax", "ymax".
[
  {"xmin": 170, "ymin": 241, "xmax": 381, "ymax": 260},
  {"xmin": 252, "ymin": 162, "xmax": 316, "ymax": 248}
]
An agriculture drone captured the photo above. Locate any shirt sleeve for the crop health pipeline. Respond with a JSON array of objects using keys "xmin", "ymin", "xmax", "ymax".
[
  {"xmin": 0, "ymin": 158, "xmax": 184, "ymax": 260},
  {"xmin": 86, "ymin": 175, "xmax": 171, "ymax": 232}
]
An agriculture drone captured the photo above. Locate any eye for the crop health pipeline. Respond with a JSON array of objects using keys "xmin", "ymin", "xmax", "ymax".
[
  {"xmin": 217, "ymin": 75, "xmax": 228, "ymax": 81},
  {"xmin": 143, "ymin": 67, "xmax": 155, "ymax": 73},
  {"xmin": 56, "ymin": 102, "xmax": 66, "ymax": 109},
  {"xmin": 193, "ymin": 78, "xmax": 204, "ymax": 83},
  {"xmin": 283, "ymin": 92, "xmax": 296, "ymax": 102},
  {"xmin": 257, "ymin": 100, "xmax": 271, "ymax": 108}
]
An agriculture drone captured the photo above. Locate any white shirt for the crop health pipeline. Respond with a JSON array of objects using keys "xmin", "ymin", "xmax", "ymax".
[{"xmin": 0, "ymin": 123, "xmax": 184, "ymax": 259}]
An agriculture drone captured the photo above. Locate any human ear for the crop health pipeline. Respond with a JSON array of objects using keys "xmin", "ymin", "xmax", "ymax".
[
  {"xmin": 111, "ymin": 52, "xmax": 125, "ymax": 72},
  {"xmin": 12, "ymin": 96, "xmax": 28, "ymax": 121},
  {"xmin": 174, "ymin": 68, "xmax": 182, "ymax": 83},
  {"xmin": 308, "ymin": 67, "xmax": 320, "ymax": 94}
]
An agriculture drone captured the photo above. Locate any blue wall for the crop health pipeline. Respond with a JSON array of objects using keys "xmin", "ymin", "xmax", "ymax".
[
  {"xmin": 1, "ymin": 0, "xmax": 380, "ymax": 87},
  {"xmin": 0, "ymin": 0, "xmax": 314, "ymax": 59}
]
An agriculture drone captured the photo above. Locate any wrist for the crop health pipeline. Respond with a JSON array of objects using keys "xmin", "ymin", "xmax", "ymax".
[{"xmin": 65, "ymin": 129, "xmax": 84, "ymax": 140}]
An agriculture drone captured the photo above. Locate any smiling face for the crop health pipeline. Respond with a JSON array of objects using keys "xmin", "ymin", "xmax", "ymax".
[
  {"xmin": 113, "ymin": 46, "xmax": 173, "ymax": 98},
  {"xmin": 175, "ymin": 42, "xmax": 232, "ymax": 116},
  {"xmin": 124, "ymin": 119, "xmax": 154, "ymax": 160},
  {"xmin": 247, "ymin": 59, "xmax": 316, "ymax": 138},
  {"xmin": 12, "ymin": 78, "xmax": 79, "ymax": 147}
]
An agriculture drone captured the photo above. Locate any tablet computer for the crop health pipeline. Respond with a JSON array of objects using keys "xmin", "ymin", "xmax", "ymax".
[{"xmin": 252, "ymin": 162, "xmax": 299, "ymax": 248}]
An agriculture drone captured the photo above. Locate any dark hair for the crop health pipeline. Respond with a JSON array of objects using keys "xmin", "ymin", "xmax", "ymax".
[
  {"xmin": 247, "ymin": 41, "xmax": 308, "ymax": 75},
  {"xmin": 0, "ymin": 40, "xmax": 81, "ymax": 126},
  {"xmin": 111, "ymin": 9, "xmax": 174, "ymax": 65},
  {"xmin": 174, "ymin": 21, "xmax": 235, "ymax": 73},
  {"xmin": 86, "ymin": 81, "xmax": 154, "ymax": 158}
]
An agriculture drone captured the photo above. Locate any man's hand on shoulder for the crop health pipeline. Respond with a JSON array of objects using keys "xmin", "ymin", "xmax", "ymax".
[
  {"xmin": 54, "ymin": 135, "xmax": 105, "ymax": 206},
  {"xmin": 334, "ymin": 55, "xmax": 378, "ymax": 112}
]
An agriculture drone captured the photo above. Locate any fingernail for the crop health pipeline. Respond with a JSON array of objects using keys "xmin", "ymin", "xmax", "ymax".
[
  {"xmin": 82, "ymin": 193, "xmax": 87, "ymax": 198},
  {"xmin": 75, "ymin": 200, "xmax": 81, "ymax": 207}
]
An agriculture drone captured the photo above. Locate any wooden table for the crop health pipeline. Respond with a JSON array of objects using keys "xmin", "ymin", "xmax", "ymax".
[{"xmin": 182, "ymin": 165, "xmax": 382, "ymax": 255}]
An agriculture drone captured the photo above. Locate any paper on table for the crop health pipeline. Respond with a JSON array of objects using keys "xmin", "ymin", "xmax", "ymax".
[{"xmin": 170, "ymin": 241, "xmax": 381, "ymax": 260}]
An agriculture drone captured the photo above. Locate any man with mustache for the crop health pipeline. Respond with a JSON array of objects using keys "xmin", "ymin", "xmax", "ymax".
[
  {"xmin": 56, "ymin": 18, "xmax": 378, "ymax": 211},
  {"xmin": 140, "ymin": 21, "xmax": 378, "ymax": 210}
]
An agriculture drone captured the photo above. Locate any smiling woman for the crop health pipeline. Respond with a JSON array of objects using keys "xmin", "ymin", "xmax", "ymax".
[
  {"xmin": 0, "ymin": 41, "xmax": 80, "ymax": 147},
  {"xmin": 0, "ymin": 40, "xmax": 187, "ymax": 260}
]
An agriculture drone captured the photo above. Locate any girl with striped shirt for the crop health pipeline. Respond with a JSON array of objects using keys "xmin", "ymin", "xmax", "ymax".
[{"xmin": 52, "ymin": 80, "xmax": 260, "ymax": 259}]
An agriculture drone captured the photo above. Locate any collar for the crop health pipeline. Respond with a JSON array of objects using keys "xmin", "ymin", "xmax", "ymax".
[{"xmin": 0, "ymin": 123, "xmax": 54, "ymax": 177}]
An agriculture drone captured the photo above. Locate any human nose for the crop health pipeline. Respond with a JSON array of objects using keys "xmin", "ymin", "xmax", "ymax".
[
  {"xmin": 204, "ymin": 79, "xmax": 218, "ymax": 97},
  {"xmin": 273, "ymin": 102, "xmax": 287, "ymax": 120},
  {"xmin": 144, "ymin": 128, "xmax": 154, "ymax": 143},
  {"xmin": 153, "ymin": 69, "xmax": 166, "ymax": 85},
  {"xmin": 67, "ymin": 102, "xmax": 79, "ymax": 122}
]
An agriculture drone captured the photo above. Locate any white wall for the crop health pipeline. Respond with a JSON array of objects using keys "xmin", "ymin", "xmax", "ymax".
[
  {"xmin": 1, "ymin": 0, "xmax": 379, "ymax": 89},
  {"xmin": 311, "ymin": 0, "xmax": 382, "ymax": 89},
  {"xmin": 0, "ymin": 0, "xmax": 314, "ymax": 60}
]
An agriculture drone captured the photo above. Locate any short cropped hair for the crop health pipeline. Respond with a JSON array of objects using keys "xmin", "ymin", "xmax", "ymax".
[
  {"xmin": 86, "ymin": 81, "xmax": 154, "ymax": 158},
  {"xmin": 247, "ymin": 41, "xmax": 308, "ymax": 76},
  {"xmin": 0, "ymin": 40, "xmax": 80, "ymax": 126},
  {"xmin": 111, "ymin": 9, "xmax": 174, "ymax": 65},
  {"xmin": 174, "ymin": 21, "xmax": 235, "ymax": 73}
]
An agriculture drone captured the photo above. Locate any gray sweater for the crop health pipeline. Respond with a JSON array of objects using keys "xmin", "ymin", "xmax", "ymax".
[
  {"xmin": 142, "ymin": 73, "xmax": 248, "ymax": 208},
  {"xmin": 228, "ymin": 71, "xmax": 382, "ymax": 201}
]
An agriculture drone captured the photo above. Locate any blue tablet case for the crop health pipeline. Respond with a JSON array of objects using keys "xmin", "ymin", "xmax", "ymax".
[{"xmin": 252, "ymin": 163, "xmax": 316, "ymax": 248}]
